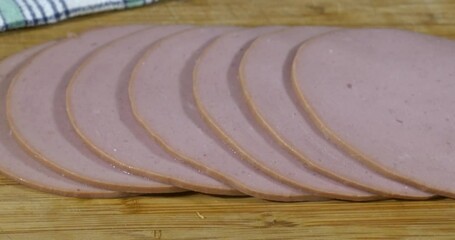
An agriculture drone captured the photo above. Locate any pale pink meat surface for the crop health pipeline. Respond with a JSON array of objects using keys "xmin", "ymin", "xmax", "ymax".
[
  {"xmin": 240, "ymin": 27, "xmax": 433, "ymax": 199},
  {"xmin": 130, "ymin": 27, "xmax": 321, "ymax": 202},
  {"xmin": 67, "ymin": 25, "xmax": 237, "ymax": 195},
  {"xmin": 193, "ymin": 27, "xmax": 377, "ymax": 200},
  {"xmin": 0, "ymin": 43, "xmax": 126, "ymax": 198},
  {"xmin": 293, "ymin": 29, "xmax": 455, "ymax": 197},
  {"xmin": 7, "ymin": 26, "xmax": 181, "ymax": 194}
]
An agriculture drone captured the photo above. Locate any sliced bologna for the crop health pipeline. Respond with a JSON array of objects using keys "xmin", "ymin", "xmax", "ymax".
[
  {"xmin": 239, "ymin": 27, "xmax": 433, "ymax": 199},
  {"xmin": 292, "ymin": 29, "xmax": 455, "ymax": 197},
  {"xmin": 0, "ymin": 43, "xmax": 127, "ymax": 198},
  {"xmin": 66, "ymin": 26, "xmax": 239, "ymax": 196},
  {"xmin": 193, "ymin": 27, "xmax": 379, "ymax": 201},
  {"xmin": 130, "ymin": 27, "xmax": 324, "ymax": 202},
  {"xmin": 7, "ymin": 25, "xmax": 182, "ymax": 194}
]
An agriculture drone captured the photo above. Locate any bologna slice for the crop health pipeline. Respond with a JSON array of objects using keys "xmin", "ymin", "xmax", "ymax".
[
  {"xmin": 292, "ymin": 29, "xmax": 455, "ymax": 197},
  {"xmin": 193, "ymin": 27, "xmax": 378, "ymax": 201},
  {"xmin": 239, "ymin": 27, "xmax": 433, "ymax": 199},
  {"xmin": 67, "ymin": 26, "xmax": 239, "ymax": 196},
  {"xmin": 0, "ymin": 43, "xmax": 127, "ymax": 198},
  {"xmin": 130, "ymin": 27, "xmax": 323, "ymax": 202},
  {"xmin": 7, "ymin": 26, "xmax": 182, "ymax": 194}
]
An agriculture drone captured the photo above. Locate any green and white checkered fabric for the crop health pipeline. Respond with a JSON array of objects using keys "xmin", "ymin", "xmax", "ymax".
[{"xmin": 0, "ymin": 0, "xmax": 158, "ymax": 32}]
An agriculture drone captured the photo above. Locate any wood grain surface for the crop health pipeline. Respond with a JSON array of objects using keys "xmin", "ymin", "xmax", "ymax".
[{"xmin": 1, "ymin": 0, "xmax": 455, "ymax": 239}]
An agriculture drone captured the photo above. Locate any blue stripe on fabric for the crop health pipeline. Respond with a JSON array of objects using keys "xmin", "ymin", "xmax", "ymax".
[
  {"xmin": 22, "ymin": 0, "xmax": 38, "ymax": 25},
  {"xmin": 36, "ymin": 1, "xmax": 59, "ymax": 23},
  {"xmin": 46, "ymin": 0, "xmax": 61, "ymax": 20},
  {"xmin": 0, "ymin": 0, "xmax": 156, "ymax": 31},
  {"xmin": 0, "ymin": 0, "xmax": 26, "ymax": 29},
  {"xmin": 15, "ymin": 0, "xmax": 34, "ymax": 26},
  {"xmin": 11, "ymin": 0, "xmax": 28, "ymax": 26},
  {"xmin": 31, "ymin": 0, "xmax": 48, "ymax": 24},
  {"xmin": 57, "ymin": 0, "xmax": 70, "ymax": 18}
]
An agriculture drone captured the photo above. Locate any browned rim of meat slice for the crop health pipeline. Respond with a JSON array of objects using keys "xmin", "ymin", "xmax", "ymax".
[
  {"xmin": 291, "ymin": 28, "xmax": 455, "ymax": 198},
  {"xmin": 129, "ymin": 27, "xmax": 327, "ymax": 202},
  {"xmin": 66, "ymin": 25, "xmax": 241, "ymax": 196},
  {"xmin": 193, "ymin": 27, "xmax": 381, "ymax": 201},
  {"xmin": 0, "ymin": 43, "xmax": 132, "ymax": 198},
  {"xmin": 239, "ymin": 27, "xmax": 434, "ymax": 200},
  {"xmin": 6, "ymin": 25, "xmax": 183, "ymax": 194}
]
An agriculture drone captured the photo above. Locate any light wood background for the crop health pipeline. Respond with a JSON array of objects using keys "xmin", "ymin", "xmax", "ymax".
[{"xmin": 1, "ymin": 0, "xmax": 455, "ymax": 239}]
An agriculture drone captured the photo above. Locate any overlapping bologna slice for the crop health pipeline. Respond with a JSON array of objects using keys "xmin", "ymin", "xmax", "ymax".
[
  {"xmin": 193, "ymin": 26, "xmax": 379, "ymax": 201},
  {"xmin": 292, "ymin": 28, "xmax": 455, "ymax": 198},
  {"xmin": 7, "ymin": 25, "xmax": 182, "ymax": 194},
  {"xmin": 67, "ymin": 25, "xmax": 240, "ymax": 196},
  {"xmin": 129, "ymin": 27, "xmax": 324, "ymax": 202},
  {"xmin": 239, "ymin": 27, "xmax": 433, "ymax": 199},
  {"xmin": 0, "ymin": 43, "xmax": 128, "ymax": 198}
]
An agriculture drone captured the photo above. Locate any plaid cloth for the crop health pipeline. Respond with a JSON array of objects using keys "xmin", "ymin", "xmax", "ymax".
[{"xmin": 0, "ymin": 0, "xmax": 158, "ymax": 32}]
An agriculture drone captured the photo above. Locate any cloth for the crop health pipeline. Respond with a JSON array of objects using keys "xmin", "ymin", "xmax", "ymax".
[{"xmin": 0, "ymin": 0, "xmax": 158, "ymax": 32}]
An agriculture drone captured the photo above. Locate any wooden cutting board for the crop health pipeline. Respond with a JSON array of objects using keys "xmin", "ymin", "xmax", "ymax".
[{"xmin": 1, "ymin": 1, "xmax": 455, "ymax": 239}]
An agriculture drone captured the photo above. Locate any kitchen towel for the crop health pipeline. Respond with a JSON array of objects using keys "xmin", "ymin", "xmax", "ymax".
[{"xmin": 0, "ymin": 0, "xmax": 158, "ymax": 32}]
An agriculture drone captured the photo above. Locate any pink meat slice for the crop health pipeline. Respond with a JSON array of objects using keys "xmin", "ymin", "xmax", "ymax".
[
  {"xmin": 129, "ymin": 26, "xmax": 326, "ymax": 202},
  {"xmin": 193, "ymin": 27, "xmax": 378, "ymax": 201},
  {"xmin": 0, "ymin": 43, "xmax": 127, "ymax": 198},
  {"xmin": 7, "ymin": 25, "xmax": 182, "ymax": 194},
  {"xmin": 67, "ymin": 26, "xmax": 239, "ymax": 196},
  {"xmin": 292, "ymin": 29, "xmax": 455, "ymax": 197},
  {"xmin": 240, "ymin": 27, "xmax": 433, "ymax": 199}
]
